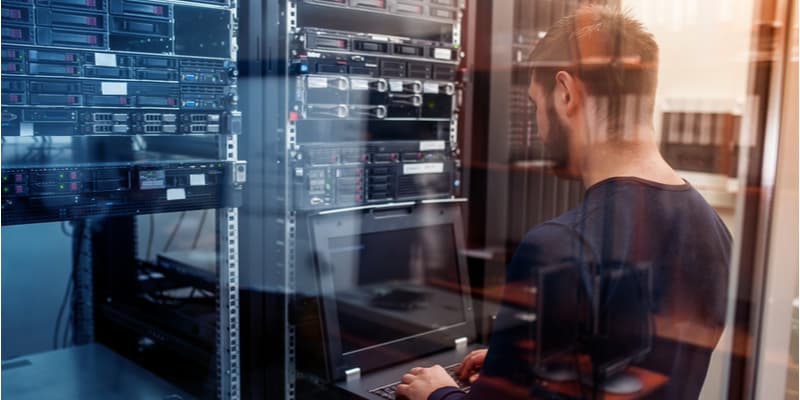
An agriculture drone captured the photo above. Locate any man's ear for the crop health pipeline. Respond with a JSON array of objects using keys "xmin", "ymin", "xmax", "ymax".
[{"xmin": 554, "ymin": 70, "xmax": 581, "ymax": 116}]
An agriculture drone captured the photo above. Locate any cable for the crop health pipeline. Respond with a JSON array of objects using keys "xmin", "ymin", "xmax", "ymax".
[
  {"xmin": 146, "ymin": 214, "xmax": 155, "ymax": 261},
  {"xmin": 162, "ymin": 212, "xmax": 186, "ymax": 253},
  {"xmin": 52, "ymin": 278, "xmax": 73, "ymax": 349},
  {"xmin": 60, "ymin": 221, "xmax": 73, "ymax": 237},
  {"xmin": 53, "ymin": 221, "xmax": 82, "ymax": 349},
  {"xmin": 192, "ymin": 210, "xmax": 209, "ymax": 249}
]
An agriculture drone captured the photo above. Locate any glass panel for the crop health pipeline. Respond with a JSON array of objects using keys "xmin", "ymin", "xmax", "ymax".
[{"xmin": 2, "ymin": 0, "xmax": 795, "ymax": 399}]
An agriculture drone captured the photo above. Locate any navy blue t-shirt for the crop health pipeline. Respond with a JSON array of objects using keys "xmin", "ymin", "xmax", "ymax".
[{"xmin": 430, "ymin": 177, "xmax": 732, "ymax": 400}]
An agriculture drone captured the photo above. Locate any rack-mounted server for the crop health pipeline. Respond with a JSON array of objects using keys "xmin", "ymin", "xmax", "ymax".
[{"xmin": 2, "ymin": 160, "xmax": 246, "ymax": 225}]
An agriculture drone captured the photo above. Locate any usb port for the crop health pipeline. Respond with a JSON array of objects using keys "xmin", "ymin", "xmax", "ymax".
[
  {"xmin": 190, "ymin": 114, "xmax": 207, "ymax": 122},
  {"xmin": 207, "ymin": 124, "xmax": 220, "ymax": 133},
  {"xmin": 162, "ymin": 113, "xmax": 177, "ymax": 122},
  {"xmin": 112, "ymin": 113, "xmax": 129, "ymax": 122},
  {"xmin": 190, "ymin": 124, "xmax": 206, "ymax": 133},
  {"xmin": 92, "ymin": 113, "xmax": 112, "ymax": 122},
  {"xmin": 162, "ymin": 124, "xmax": 177, "ymax": 133},
  {"xmin": 207, "ymin": 114, "xmax": 220, "ymax": 122},
  {"xmin": 93, "ymin": 124, "xmax": 113, "ymax": 133},
  {"xmin": 144, "ymin": 113, "xmax": 162, "ymax": 122},
  {"xmin": 144, "ymin": 124, "xmax": 162, "ymax": 133}
]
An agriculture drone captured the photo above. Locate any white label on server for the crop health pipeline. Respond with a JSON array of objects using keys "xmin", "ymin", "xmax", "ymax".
[
  {"xmin": 189, "ymin": 174, "xmax": 206, "ymax": 186},
  {"xmin": 423, "ymin": 82, "xmax": 440, "ymax": 94},
  {"xmin": 307, "ymin": 76, "xmax": 328, "ymax": 89},
  {"xmin": 420, "ymin": 140, "xmax": 446, "ymax": 151},
  {"xmin": 101, "ymin": 82, "xmax": 127, "ymax": 95},
  {"xmin": 94, "ymin": 53, "xmax": 117, "ymax": 67},
  {"xmin": 20, "ymin": 123, "xmax": 34, "ymax": 137},
  {"xmin": 166, "ymin": 188, "xmax": 186, "ymax": 201},
  {"xmin": 403, "ymin": 162, "xmax": 444, "ymax": 175},
  {"xmin": 389, "ymin": 79, "xmax": 403, "ymax": 92},
  {"xmin": 433, "ymin": 48, "xmax": 452, "ymax": 60},
  {"xmin": 350, "ymin": 79, "xmax": 369, "ymax": 90}
]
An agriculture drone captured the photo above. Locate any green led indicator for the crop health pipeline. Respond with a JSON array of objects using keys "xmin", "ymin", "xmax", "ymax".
[
  {"xmin": 3, "ymin": 187, "xmax": 9, "ymax": 193},
  {"xmin": 453, "ymin": 44, "xmax": 460, "ymax": 49},
  {"xmin": 3, "ymin": 176, "xmax": 7, "ymax": 181},
  {"xmin": 59, "ymin": 184, "xmax": 65, "ymax": 190},
  {"xmin": 59, "ymin": 173, "xmax": 65, "ymax": 179}
]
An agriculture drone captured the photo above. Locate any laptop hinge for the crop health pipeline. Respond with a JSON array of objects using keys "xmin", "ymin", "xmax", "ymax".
[
  {"xmin": 345, "ymin": 367, "xmax": 361, "ymax": 382},
  {"xmin": 454, "ymin": 337, "xmax": 468, "ymax": 351}
]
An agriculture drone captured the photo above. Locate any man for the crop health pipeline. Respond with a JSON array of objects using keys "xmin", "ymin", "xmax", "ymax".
[{"xmin": 396, "ymin": 5, "xmax": 731, "ymax": 400}]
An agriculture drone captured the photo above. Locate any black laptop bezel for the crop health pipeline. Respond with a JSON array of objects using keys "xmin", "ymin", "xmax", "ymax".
[{"xmin": 310, "ymin": 203, "xmax": 477, "ymax": 382}]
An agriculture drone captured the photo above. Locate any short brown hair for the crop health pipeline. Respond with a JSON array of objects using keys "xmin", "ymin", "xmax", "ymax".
[{"xmin": 528, "ymin": 5, "xmax": 659, "ymax": 107}]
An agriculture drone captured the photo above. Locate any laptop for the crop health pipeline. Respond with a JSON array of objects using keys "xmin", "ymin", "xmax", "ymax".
[{"xmin": 310, "ymin": 203, "xmax": 481, "ymax": 399}]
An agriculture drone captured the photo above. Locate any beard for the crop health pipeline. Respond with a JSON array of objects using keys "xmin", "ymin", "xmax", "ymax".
[{"xmin": 541, "ymin": 100, "xmax": 571, "ymax": 175}]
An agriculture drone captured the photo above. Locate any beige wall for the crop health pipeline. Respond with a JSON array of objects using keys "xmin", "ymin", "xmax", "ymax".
[{"xmin": 623, "ymin": 0, "xmax": 754, "ymax": 125}]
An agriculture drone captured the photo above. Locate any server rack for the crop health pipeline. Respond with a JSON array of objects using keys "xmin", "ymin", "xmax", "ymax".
[
  {"xmin": 237, "ymin": 0, "xmax": 467, "ymax": 398},
  {"xmin": 1, "ymin": 0, "xmax": 245, "ymax": 397}
]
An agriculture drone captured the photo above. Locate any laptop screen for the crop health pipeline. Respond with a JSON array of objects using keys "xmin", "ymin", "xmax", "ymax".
[{"xmin": 326, "ymin": 223, "xmax": 467, "ymax": 355}]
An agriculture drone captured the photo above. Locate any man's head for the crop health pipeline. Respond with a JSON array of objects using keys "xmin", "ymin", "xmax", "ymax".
[{"xmin": 527, "ymin": 5, "xmax": 660, "ymax": 177}]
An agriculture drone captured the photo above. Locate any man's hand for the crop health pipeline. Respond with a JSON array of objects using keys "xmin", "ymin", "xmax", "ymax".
[
  {"xmin": 395, "ymin": 365, "xmax": 458, "ymax": 400},
  {"xmin": 457, "ymin": 349, "xmax": 487, "ymax": 383}
]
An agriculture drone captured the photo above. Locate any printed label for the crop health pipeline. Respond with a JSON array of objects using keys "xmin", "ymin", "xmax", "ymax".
[
  {"xmin": 433, "ymin": 48, "xmax": 452, "ymax": 60},
  {"xmin": 101, "ymin": 82, "xmax": 127, "ymax": 95},
  {"xmin": 94, "ymin": 53, "xmax": 117, "ymax": 67},
  {"xmin": 189, "ymin": 174, "xmax": 206, "ymax": 186},
  {"xmin": 307, "ymin": 76, "xmax": 328, "ymax": 89},
  {"xmin": 166, "ymin": 188, "xmax": 186, "ymax": 201},
  {"xmin": 350, "ymin": 79, "xmax": 369, "ymax": 90},
  {"xmin": 419, "ymin": 140, "xmax": 446, "ymax": 151},
  {"xmin": 403, "ymin": 163, "xmax": 444, "ymax": 175},
  {"xmin": 423, "ymin": 82, "xmax": 440, "ymax": 94}
]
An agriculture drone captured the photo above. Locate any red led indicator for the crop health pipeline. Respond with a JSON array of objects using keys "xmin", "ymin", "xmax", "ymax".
[
  {"xmin": 70, "ymin": 182, "xmax": 78, "ymax": 191},
  {"xmin": 289, "ymin": 111, "xmax": 299, "ymax": 121},
  {"xmin": 119, "ymin": 97, "xmax": 128, "ymax": 104},
  {"xmin": 87, "ymin": 35, "xmax": 97, "ymax": 44},
  {"xmin": 15, "ymin": 174, "xmax": 23, "ymax": 183},
  {"xmin": 86, "ymin": 16, "xmax": 97, "ymax": 26},
  {"xmin": 67, "ymin": 96, "xmax": 77, "ymax": 104},
  {"xmin": 15, "ymin": 185, "xmax": 23, "ymax": 193},
  {"xmin": 69, "ymin": 171, "xmax": 78, "ymax": 179},
  {"xmin": 153, "ymin": 6, "xmax": 163, "ymax": 15}
]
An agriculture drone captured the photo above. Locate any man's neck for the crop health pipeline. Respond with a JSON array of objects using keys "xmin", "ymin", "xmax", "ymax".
[{"xmin": 577, "ymin": 129, "xmax": 685, "ymax": 189}]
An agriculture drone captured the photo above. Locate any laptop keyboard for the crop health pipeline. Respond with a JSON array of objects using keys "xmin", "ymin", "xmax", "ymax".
[{"xmin": 369, "ymin": 363, "xmax": 472, "ymax": 399}]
